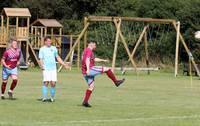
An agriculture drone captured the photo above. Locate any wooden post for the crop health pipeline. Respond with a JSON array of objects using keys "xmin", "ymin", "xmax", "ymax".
[
  {"xmin": 40, "ymin": 27, "xmax": 43, "ymax": 47},
  {"xmin": 26, "ymin": 40, "xmax": 29, "ymax": 64},
  {"xmin": 6, "ymin": 17, "xmax": 9, "ymax": 39},
  {"xmin": 129, "ymin": 26, "xmax": 148, "ymax": 61},
  {"xmin": 113, "ymin": 21, "xmax": 138, "ymax": 71},
  {"xmin": 27, "ymin": 41, "xmax": 40, "ymax": 65},
  {"xmin": 31, "ymin": 26, "xmax": 33, "ymax": 35},
  {"xmin": 173, "ymin": 23, "xmax": 200, "ymax": 78},
  {"xmin": 111, "ymin": 18, "xmax": 121, "ymax": 72},
  {"xmin": 44, "ymin": 28, "xmax": 47, "ymax": 37},
  {"xmin": 59, "ymin": 28, "xmax": 62, "ymax": 54},
  {"xmin": 51, "ymin": 28, "xmax": 54, "ymax": 40},
  {"xmin": 16, "ymin": 17, "xmax": 19, "ymax": 38},
  {"xmin": 77, "ymin": 39, "xmax": 80, "ymax": 70},
  {"xmin": 144, "ymin": 29, "xmax": 150, "ymax": 75},
  {"xmin": 83, "ymin": 17, "xmax": 88, "ymax": 49},
  {"xmin": 174, "ymin": 21, "xmax": 180, "ymax": 77},
  {"xmin": 58, "ymin": 22, "xmax": 90, "ymax": 72},
  {"xmin": 27, "ymin": 17, "xmax": 30, "ymax": 36},
  {"xmin": 69, "ymin": 35, "xmax": 73, "ymax": 70},
  {"xmin": 1, "ymin": 15, "xmax": 3, "ymax": 44},
  {"xmin": 35, "ymin": 28, "xmax": 38, "ymax": 48}
]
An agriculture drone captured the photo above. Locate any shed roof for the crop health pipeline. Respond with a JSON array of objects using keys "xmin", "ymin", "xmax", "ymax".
[
  {"xmin": 3, "ymin": 8, "xmax": 31, "ymax": 17},
  {"xmin": 31, "ymin": 19, "xmax": 63, "ymax": 28}
]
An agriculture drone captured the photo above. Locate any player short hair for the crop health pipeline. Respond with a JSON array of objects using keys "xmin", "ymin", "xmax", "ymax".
[
  {"xmin": 9, "ymin": 37, "xmax": 18, "ymax": 44},
  {"xmin": 44, "ymin": 36, "xmax": 51, "ymax": 42},
  {"xmin": 88, "ymin": 40, "xmax": 97, "ymax": 44}
]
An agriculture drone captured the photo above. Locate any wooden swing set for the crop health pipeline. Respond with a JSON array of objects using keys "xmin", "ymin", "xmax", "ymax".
[{"xmin": 58, "ymin": 16, "xmax": 200, "ymax": 78}]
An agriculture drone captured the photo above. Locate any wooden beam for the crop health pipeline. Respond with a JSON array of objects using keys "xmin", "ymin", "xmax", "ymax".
[
  {"xmin": 88, "ymin": 16, "xmax": 175, "ymax": 24},
  {"xmin": 111, "ymin": 18, "xmax": 121, "ymax": 72},
  {"xmin": 121, "ymin": 17, "xmax": 175, "ymax": 24},
  {"xmin": 174, "ymin": 21, "xmax": 180, "ymax": 77},
  {"xmin": 129, "ymin": 26, "xmax": 148, "ymax": 61},
  {"xmin": 27, "ymin": 41, "xmax": 40, "ymax": 65},
  {"xmin": 84, "ymin": 17, "xmax": 88, "ymax": 49},
  {"xmin": 113, "ymin": 20, "xmax": 138, "ymax": 71},
  {"xmin": 58, "ymin": 22, "xmax": 90, "ymax": 72},
  {"xmin": 173, "ymin": 23, "xmax": 200, "ymax": 78},
  {"xmin": 144, "ymin": 29, "xmax": 150, "ymax": 75}
]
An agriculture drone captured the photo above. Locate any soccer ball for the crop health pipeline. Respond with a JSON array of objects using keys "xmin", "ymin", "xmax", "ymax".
[{"xmin": 194, "ymin": 31, "xmax": 200, "ymax": 39}]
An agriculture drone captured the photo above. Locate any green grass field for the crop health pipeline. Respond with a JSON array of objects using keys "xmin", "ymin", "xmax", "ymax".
[{"xmin": 0, "ymin": 69, "xmax": 200, "ymax": 126}]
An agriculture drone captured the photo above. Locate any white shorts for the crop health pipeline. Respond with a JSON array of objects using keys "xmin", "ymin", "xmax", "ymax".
[{"xmin": 43, "ymin": 70, "xmax": 57, "ymax": 82}]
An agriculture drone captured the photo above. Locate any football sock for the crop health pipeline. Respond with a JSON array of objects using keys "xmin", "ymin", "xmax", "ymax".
[
  {"xmin": 83, "ymin": 89, "xmax": 92, "ymax": 103},
  {"xmin": 1, "ymin": 81, "xmax": 7, "ymax": 94},
  {"xmin": 10, "ymin": 80, "xmax": 18, "ymax": 91},
  {"xmin": 42, "ymin": 85, "xmax": 48, "ymax": 99},
  {"xmin": 50, "ymin": 87, "xmax": 56, "ymax": 98},
  {"xmin": 106, "ymin": 69, "xmax": 117, "ymax": 84}
]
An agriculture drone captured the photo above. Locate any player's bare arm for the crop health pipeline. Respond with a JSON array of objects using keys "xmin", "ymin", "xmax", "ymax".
[
  {"xmin": 56, "ymin": 56, "xmax": 70, "ymax": 69},
  {"xmin": 39, "ymin": 59, "xmax": 44, "ymax": 70},
  {"xmin": 17, "ymin": 61, "xmax": 20, "ymax": 66},
  {"xmin": 94, "ymin": 58, "xmax": 109, "ymax": 62},
  {"xmin": 86, "ymin": 57, "xmax": 90, "ymax": 75},
  {"xmin": 1, "ymin": 58, "xmax": 11, "ymax": 69}
]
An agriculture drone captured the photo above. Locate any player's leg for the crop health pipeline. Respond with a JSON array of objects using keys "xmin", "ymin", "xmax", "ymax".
[
  {"xmin": 1, "ymin": 67, "xmax": 9, "ymax": 99},
  {"xmin": 8, "ymin": 74, "xmax": 18, "ymax": 99},
  {"xmin": 50, "ymin": 81, "xmax": 56, "ymax": 102},
  {"xmin": 42, "ymin": 70, "xmax": 50, "ymax": 101},
  {"xmin": 42, "ymin": 81, "xmax": 49, "ymax": 101},
  {"xmin": 49, "ymin": 70, "xmax": 57, "ymax": 102},
  {"xmin": 7, "ymin": 67, "xmax": 18, "ymax": 99},
  {"xmin": 103, "ymin": 67, "xmax": 125, "ymax": 87},
  {"xmin": 82, "ymin": 76, "xmax": 95, "ymax": 107},
  {"xmin": 1, "ymin": 79, "xmax": 8, "ymax": 99}
]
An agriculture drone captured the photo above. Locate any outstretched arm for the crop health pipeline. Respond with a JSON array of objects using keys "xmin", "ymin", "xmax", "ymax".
[
  {"xmin": 56, "ymin": 56, "xmax": 70, "ymax": 69},
  {"xmin": 39, "ymin": 59, "xmax": 44, "ymax": 70},
  {"xmin": 95, "ymin": 58, "xmax": 109, "ymax": 62}
]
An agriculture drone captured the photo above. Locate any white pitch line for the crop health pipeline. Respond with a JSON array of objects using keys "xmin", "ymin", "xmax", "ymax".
[
  {"xmin": 66, "ymin": 115, "xmax": 200, "ymax": 124},
  {"xmin": 1, "ymin": 115, "xmax": 200, "ymax": 126}
]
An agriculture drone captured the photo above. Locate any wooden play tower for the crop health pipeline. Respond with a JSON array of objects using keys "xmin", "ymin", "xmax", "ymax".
[
  {"xmin": 0, "ymin": 8, "xmax": 39, "ymax": 65},
  {"xmin": 30, "ymin": 19, "xmax": 63, "ymax": 54}
]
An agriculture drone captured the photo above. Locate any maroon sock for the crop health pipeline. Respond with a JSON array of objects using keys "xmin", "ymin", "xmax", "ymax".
[
  {"xmin": 1, "ymin": 82, "xmax": 7, "ymax": 94},
  {"xmin": 83, "ymin": 89, "xmax": 92, "ymax": 103},
  {"xmin": 106, "ymin": 69, "xmax": 117, "ymax": 84},
  {"xmin": 10, "ymin": 80, "xmax": 18, "ymax": 91}
]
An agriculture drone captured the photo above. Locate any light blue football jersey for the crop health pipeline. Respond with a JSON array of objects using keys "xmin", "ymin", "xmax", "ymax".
[{"xmin": 39, "ymin": 46, "xmax": 58, "ymax": 70}]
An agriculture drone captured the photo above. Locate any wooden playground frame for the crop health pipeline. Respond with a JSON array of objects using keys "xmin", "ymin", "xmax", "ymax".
[
  {"xmin": 0, "ymin": 8, "xmax": 79, "ymax": 69},
  {"xmin": 58, "ymin": 16, "xmax": 200, "ymax": 78}
]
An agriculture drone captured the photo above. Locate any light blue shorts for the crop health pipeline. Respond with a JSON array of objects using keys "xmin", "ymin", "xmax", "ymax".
[
  {"xmin": 83, "ymin": 66, "xmax": 103, "ymax": 85},
  {"xmin": 2, "ymin": 67, "xmax": 18, "ymax": 80}
]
